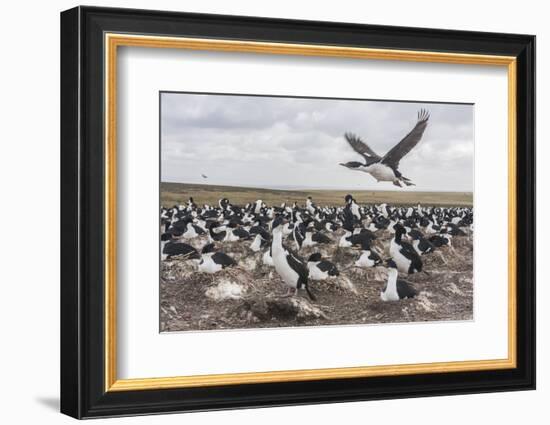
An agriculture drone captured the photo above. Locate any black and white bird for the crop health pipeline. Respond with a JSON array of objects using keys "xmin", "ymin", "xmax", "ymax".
[
  {"xmin": 301, "ymin": 228, "xmax": 332, "ymax": 249},
  {"xmin": 250, "ymin": 227, "xmax": 271, "ymax": 252},
  {"xmin": 380, "ymin": 259, "xmax": 418, "ymax": 302},
  {"xmin": 224, "ymin": 222, "xmax": 251, "ymax": 242},
  {"xmin": 306, "ymin": 196, "xmax": 317, "ymax": 215},
  {"xmin": 354, "ymin": 240, "xmax": 382, "ymax": 268},
  {"xmin": 271, "ymin": 216, "xmax": 316, "ymax": 300},
  {"xmin": 197, "ymin": 243, "xmax": 236, "ymax": 274},
  {"xmin": 160, "ymin": 233, "xmax": 200, "ymax": 261},
  {"xmin": 207, "ymin": 222, "xmax": 227, "ymax": 242},
  {"xmin": 306, "ymin": 253, "xmax": 339, "ymax": 280},
  {"xmin": 429, "ymin": 233, "xmax": 452, "ymax": 248},
  {"xmin": 389, "ymin": 223, "xmax": 424, "ymax": 274},
  {"xmin": 344, "ymin": 194, "xmax": 361, "ymax": 221},
  {"xmin": 169, "ymin": 217, "xmax": 205, "ymax": 240},
  {"xmin": 340, "ymin": 109, "xmax": 430, "ymax": 187},
  {"xmin": 408, "ymin": 229, "xmax": 435, "ymax": 255},
  {"xmin": 444, "ymin": 223, "xmax": 467, "ymax": 236}
]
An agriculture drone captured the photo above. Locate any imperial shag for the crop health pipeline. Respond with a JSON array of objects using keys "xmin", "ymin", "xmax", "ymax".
[
  {"xmin": 197, "ymin": 243, "xmax": 236, "ymax": 274},
  {"xmin": 390, "ymin": 223, "xmax": 424, "ymax": 274},
  {"xmin": 271, "ymin": 216, "xmax": 316, "ymax": 300},
  {"xmin": 380, "ymin": 259, "xmax": 418, "ymax": 301},
  {"xmin": 340, "ymin": 109, "xmax": 430, "ymax": 187},
  {"xmin": 306, "ymin": 253, "xmax": 339, "ymax": 280},
  {"xmin": 354, "ymin": 240, "xmax": 382, "ymax": 268}
]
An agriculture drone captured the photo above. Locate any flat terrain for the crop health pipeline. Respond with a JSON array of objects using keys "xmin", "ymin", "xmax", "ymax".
[{"xmin": 161, "ymin": 182, "xmax": 473, "ymax": 208}]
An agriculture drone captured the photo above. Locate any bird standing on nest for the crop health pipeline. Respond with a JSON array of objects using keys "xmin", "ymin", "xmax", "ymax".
[{"xmin": 271, "ymin": 216, "xmax": 316, "ymax": 300}]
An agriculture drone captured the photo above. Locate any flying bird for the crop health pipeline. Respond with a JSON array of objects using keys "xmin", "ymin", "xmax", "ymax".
[
  {"xmin": 201, "ymin": 174, "xmax": 208, "ymax": 179},
  {"xmin": 340, "ymin": 109, "xmax": 430, "ymax": 187}
]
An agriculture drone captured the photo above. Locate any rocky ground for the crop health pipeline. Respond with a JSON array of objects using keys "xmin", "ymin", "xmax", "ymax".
[{"xmin": 160, "ymin": 227, "xmax": 473, "ymax": 332}]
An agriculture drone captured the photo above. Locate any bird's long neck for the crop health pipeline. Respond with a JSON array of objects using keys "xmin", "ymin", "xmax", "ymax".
[
  {"xmin": 387, "ymin": 269, "xmax": 398, "ymax": 295},
  {"xmin": 271, "ymin": 229, "xmax": 283, "ymax": 253},
  {"xmin": 394, "ymin": 230, "xmax": 402, "ymax": 244}
]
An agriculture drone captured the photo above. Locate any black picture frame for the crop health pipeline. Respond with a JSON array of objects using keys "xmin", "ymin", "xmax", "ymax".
[{"xmin": 60, "ymin": 5, "xmax": 535, "ymax": 419}]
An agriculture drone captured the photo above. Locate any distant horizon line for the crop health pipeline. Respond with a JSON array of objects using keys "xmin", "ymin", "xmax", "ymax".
[{"xmin": 161, "ymin": 180, "xmax": 473, "ymax": 194}]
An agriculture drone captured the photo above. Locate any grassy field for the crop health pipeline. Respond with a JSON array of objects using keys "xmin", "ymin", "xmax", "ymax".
[{"xmin": 161, "ymin": 182, "xmax": 473, "ymax": 207}]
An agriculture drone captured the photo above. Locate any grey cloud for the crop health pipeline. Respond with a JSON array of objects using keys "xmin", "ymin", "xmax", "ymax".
[{"xmin": 161, "ymin": 92, "xmax": 474, "ymax": 191}]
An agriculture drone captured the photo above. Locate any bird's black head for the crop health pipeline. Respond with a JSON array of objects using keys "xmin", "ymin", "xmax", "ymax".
[
  {"xmin": 340, "ymin": 161, "xmax": 363, "ymax": 170},
  {"xmin": 160, "ymin": 232, "xmax": 173, "ymax": 242},
  {"xmin": 386, "ymin": 258, "xmax": 398, "ymax": 269},
  {"xmin": 208, "ymin": 221, "xmax": 221, "ymax": 230},
  {"xmin": 393, "ymin": 223, "xmax": 406, "ymax": 235},
  {"xmin": 219, "ymin": 198, "xmax": 230, "ymax": 209},
  {"xmin": 271, "ymin": 215, "xmax": 286, "ymax": 230},
  {"xmin": 344, "ymin": 194, "xmax": 354, "ymax": 204},
  {"xmin": 202, "ymin": 243, "xmax": 216, "ymax": 254},
  {"xmin": 307, "ymin": 253, "xmax": 322, "ymax": 262}
]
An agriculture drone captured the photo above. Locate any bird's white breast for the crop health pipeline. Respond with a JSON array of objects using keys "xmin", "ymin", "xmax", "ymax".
[
  {"xmin": 272, "ymin": 249, "xmax": 299, "ymax": 288},
  {"xmin": 183, "ymin": 224, "xmax": 198, "ymax": 239},
  {"xmin": 250, "ymin": 234, "xmax": 262, "ymax": 252},
  {"xmin": 339, "ymin": 233, "xmax": 352, "ymax": 247},
  {"xmin": 390, "ymin": 239, "xmax": 411, "ymax": 273},
  {"xmin": 302, "ymin": 232, "xmax": 315, "ymax": 247},
  {"xmin": 365, "ymin": 163, "xmax": 396, "ymax": 182},
  {"xmin": 225, "ymin": 230, "xmax": 239, "ymax": 242},
  {"xmin": 198, "ymin": 254, "xmax": 222, "ymax": 274},
  {"xmin": 307, "ymin": 262, "xmax": 328, "ymax": 280},
  {"xmin": 381, "ymin": 270, "xmax": 400, "ymax": 301},
  {"xmin": 413, "ymin": 240, "xmax": 422, "ymax": 255},
  {"xmin": 355, "ymin": 251, "xmax": 376, "ymax": 268}
]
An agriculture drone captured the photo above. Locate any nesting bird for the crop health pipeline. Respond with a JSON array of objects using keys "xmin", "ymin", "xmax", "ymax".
[
  {"xmin": 160, "ymin": 234, "xmax": 200, "ymax": 261},
  {"xmin": 390, "ymin": 223, "xmax": 424, "ymax": 274},
  {"xmin": 306, "ymin": 253, "xmax": 339, "ymax": 280},
  {"xmin": 197, "ymin": 243, "xmax": 236, "ymax": 274},
  {"xmin": 380, "ymin": 259, "xmax": 418, "ymax": 301},
  {"xmin": 408, "ymin": 229, "xmax": 435, "ymax": 255},
  {"xmin": 354, "ymin": 240, "xmax": 382, "ymax": 268}
]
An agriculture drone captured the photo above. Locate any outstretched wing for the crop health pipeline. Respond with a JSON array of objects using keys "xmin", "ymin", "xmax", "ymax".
[
  {"xmin": 381, "ymin": 109, "xmax": 430, "ymax": 168},
  {"xmin": 344, "ymin": 132, "xmax": 381, "ymax": 165}
]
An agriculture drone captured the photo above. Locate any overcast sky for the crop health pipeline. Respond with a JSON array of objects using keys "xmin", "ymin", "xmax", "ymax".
[{"xmin": 161, "ymin": 92, "xmax": 473, "ymax": 192}]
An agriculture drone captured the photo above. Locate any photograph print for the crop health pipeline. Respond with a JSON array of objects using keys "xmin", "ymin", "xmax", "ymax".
[{"xmin": 159, "ymin": 92, "xmax": 474, "ymax": 332}]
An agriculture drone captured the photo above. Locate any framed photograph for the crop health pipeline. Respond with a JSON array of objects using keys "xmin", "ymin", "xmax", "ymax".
[{"xmin": 60, "ymin": 6, "xmax": 535, "ymax": 419}]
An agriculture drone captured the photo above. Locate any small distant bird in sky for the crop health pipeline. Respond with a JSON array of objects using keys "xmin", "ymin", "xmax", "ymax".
[
  {"xmin": 201, "ymin": 174, "xmax": 208, "ymax": 179},
  {"xmin": 340, "ymin": 109, "xmax": 430, "ymax": 187}
]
